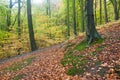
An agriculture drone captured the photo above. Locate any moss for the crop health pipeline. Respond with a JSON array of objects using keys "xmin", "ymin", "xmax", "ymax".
[
  {"xmin": 96, "ymin": 46, "xmax": 104, "ymax": 51},
  {"xmin": 5, "ymin": 57, "xmax": 35, "ymax": 72},
  {"xmin": 89, "ymin": 52, "xmax": 96, "ymax": 56},
  {"xmin": 92, "ymin": 38, "xmax": 105, "ymax": 45},
  {"xmin": 61, "ymin": 52, "xmax": 88, "ymax": 75},
  {"xmin": 118, "ymin": 38, "xmax": 120, "ymax": 40},
  {"xmin": 61, "ymin": 38, "xmax": 105, "ymax": 76},
  {"xmin": 13, "ymin": 74, "xmax": 25, "ymax": 80},
  {"xmin": 74, "ymin": 40, "xmax": 87, "ymax": 51},
  {"xmin": 115, "ymin": 65, "xmax": 120, "ymax": 76},
  {"xmin": 67, "ymin": 67, "xmax": 84, "ymax": 75},
  {"xmin": 95, "ymin": 61, "xmax": 101, "ymax": 66},
  {"xmin": 61, "ymin": 51, "xmax": 74, "ymax": 66}
]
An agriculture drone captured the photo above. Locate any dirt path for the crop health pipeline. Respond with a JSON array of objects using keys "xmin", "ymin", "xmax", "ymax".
[
  {"xmin": 0, "ymin": 43, "xmax": 63, "ymax": 70},
  {"xmin": 0, "ymin": 43, "xmax": 82, "ymax": 80}
]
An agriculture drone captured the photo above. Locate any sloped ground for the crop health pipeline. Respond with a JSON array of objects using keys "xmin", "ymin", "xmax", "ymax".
[
  {"xmin": 62, "ymin": 22, "xmax": 120, "ymax": 80},
  {"xmin": 0, "ymin": 21, "xmax": 120, "ymax": 80}
]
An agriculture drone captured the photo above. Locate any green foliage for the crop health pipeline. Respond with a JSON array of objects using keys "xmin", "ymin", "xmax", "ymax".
[
  {"xmin": 118, "ymin": 37, "xmax": 120, "ymax": 40},
  {"xmin": 0, "ymin": 30, "xmax": 10, "ymax": 40},
  {"xmin": 13, "ymin": 74, "xmax": 25, "ymax": 80},
  {"xmin": 96, "ymin": 46, "xmax": 104, "ymax": 52},
  {"xmin": 92, "ymin": 38, "xmax": 105, "ymax": 44},
  {"xmin": 5, "ymin": 57, "xmax": 35, "ymax": 71},
  {"xmin": 0, "ymin": 4, "xmax": 7, "ymax": 30},
  {"xmin": 61, "ymin": 52, "xmax": 88, "ymax": 75},
  {"xmin": 67, "ymin": 67, "xmax": 84, "ymax": 75},
  {"xmin": 61, "ymin": 49, "xmax": 88, "ymax": 75},
  {"xmin": 74, "ymin": 40, "xmax": 87, "ymax": 51}
]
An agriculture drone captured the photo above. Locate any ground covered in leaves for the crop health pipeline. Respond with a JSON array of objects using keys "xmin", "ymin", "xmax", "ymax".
[{"xmin": 0, "ymin": 21, "xmax": 120, "ymax": 80}]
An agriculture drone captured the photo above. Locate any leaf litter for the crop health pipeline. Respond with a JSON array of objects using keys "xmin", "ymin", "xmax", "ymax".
[{"xmin": 0, "ymin": 22, "xmax": 120, "ymax": 80}]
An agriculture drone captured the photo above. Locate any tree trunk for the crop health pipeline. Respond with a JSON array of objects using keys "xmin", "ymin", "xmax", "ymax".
[
  {"xmin": 110, "ymin": 0, "xmax": 119, "ymax": 20},
  {"xmin": 86, "ymin": 0, "xmax": 101, "ymax": 44},
  {"xmin": 73, "ymin": 0, "xmax": 77, "ymax": 36},
  {"xmin": 99, "ymin": 0, "xmax": 102, "ymax": 24},
  {"xmin": 79, "ymin": 0, "xmax": 85, "ymax": 32},
  {"xmin": 27, "ymin": 0, "xmax": 37, "ymax": 51},
  {"xmin": 94, "ymin": 0, "xmax": 97, "ymax": 25},
  {"xmin": 104, "ymin": 0, "xmax": 108, "ymax": 23},
  {"xmin": 18, "ymin": 0, "xmax": 21, "ymax": 37},
  {"xmin": 7, "ymin": 0, "xmax": 12, "ymax": 28},
  {"xmin": 113, "ymin": 0, "xmax": 119, "ymax": 20},
  {"xmin": 66, "ymin": 0, "xmax": 70, "ymax": 37},
  {"xmin": 46, "ymin": 0, "xmax": 51, "ymax": 17}
]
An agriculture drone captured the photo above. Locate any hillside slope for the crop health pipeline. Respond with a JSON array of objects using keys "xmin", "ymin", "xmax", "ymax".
[{"xmin": 0, "ymin": 21, "xmax": 120, "ymax": 80}]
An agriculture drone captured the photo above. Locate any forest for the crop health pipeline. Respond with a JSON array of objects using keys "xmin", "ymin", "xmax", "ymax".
[{"xmin": 0, "ymin": 0, "xmax": 120, "ymax": 80}]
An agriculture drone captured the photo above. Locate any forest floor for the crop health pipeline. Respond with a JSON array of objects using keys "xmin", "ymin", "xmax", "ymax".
[{"xmin": 0, "ymin": 21, "xmax": 120, "ymax": 80}]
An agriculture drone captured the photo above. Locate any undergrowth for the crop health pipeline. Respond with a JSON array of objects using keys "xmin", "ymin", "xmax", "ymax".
[
  {"xmin": 5, "ymin": 57, "xmax": 35, "ymax": 72},
  {"xmin": 13, "ymin": 74, "xmax": 25, "ymax": 80},
  {"xmin": 61, "ymin": 38, "xmax": 105, "ymax": 76}
]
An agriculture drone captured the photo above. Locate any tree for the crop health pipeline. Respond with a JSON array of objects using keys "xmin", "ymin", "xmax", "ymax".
[
  {"xmin": 46, "ymin": 0, "xmax": 51, "ymax": 17},
  {"xmin": 86, "ymin": 0, "xmax": 101, "ymax": 44},
  {"xmin": 99, "ymin": 0, "xmax": 102, "ymax": 24},
  {"xmin": 7, "ymin": 0, "xmax": 12, "ymax": 28},
  {"xmin": 94, "ymin": 0, "xmax": 97, "ymax": 25},
  {"xmin": 110, "ymin": 0, "xmax": 120, "ymax": 20},
  {"xmin": 113, "ymin": 0, "xmax": 118, "ymax": 20},
  {"xmin": 66, "ymin": 0, "xmax": 70, "ymax": 37},
  {"xmin": 27, "ymin": 0, "xmax": 37, "ymax": 51},
  {"xmin": 18, "ymin": 0, "xmax": 21, "ymax": 37},
  {"xmin": 104, "ymin": 0, "xmax": 108, "ymax": 23},
  {"xmin": 73, "ymin": 0, "xmax": 77, "ymax": 36},
  {"xmin": 78, "ymin": 0, "xmax": 85, "ymax": 32}
]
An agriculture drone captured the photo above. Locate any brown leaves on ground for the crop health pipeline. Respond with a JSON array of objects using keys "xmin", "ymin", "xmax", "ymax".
[{"xmin": 0, "ymin": 21, "xmax": 120, "ymax": 80}]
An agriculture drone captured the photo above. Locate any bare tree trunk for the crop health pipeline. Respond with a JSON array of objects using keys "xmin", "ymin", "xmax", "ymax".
[
  {"xmin": 78, "ymin": 0, "xmax": 85, "ymax": 32},
  {"xmin": 99, "ymin": 0, "xmax": 102, "ymax": 24},
  {"xmin": 27, "ymin": 0, "xmax": 37, "ymax": 51},
  {"xmin": 66, "ymin": 0, "xmax": 70, "ymax": 37},
  {"xmin": 73, "ymin": 0, "xmax": 77, "ymax": 36},
  {"xmin": 46, "ymin": 0, "xmax": 51, "ymax": 17},
  {"xmin": 113, "ymin": 0, "xmax": 119, "ymax": 20},
  {"xmin": 94, "ymin": 0, "xmax": 97, "ymax": 25},
  {"xmin": 7, "ymin": 0, "xmax": 12, "ymax": 29},
  {"xmin": 104, "ymin": 0, "xmax": 108, "ymax": 23},
  {"xmin": 18, "ymin": 0, "xmax": 21, "ymax": 37}
]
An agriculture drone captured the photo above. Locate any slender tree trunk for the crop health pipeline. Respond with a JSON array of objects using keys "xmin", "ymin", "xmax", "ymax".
[
  {"xmin": 94, "ymin": 0, "xmax": 97, "ymax": 25},
  {"xmin": 118, "ymin": 0, "xmax": 120, "ymax": 17},
  {"xmin": 79, "ymin": 0, "xmax": 85, "ymax": 32},
  {"xmin": 7, "ymin": 0, "xmax": 12, "ymax": 28},
  {"xmin": 18, "ymin": 0, "xmax": 21, "ymax": 37},
  {"xmin": 104, "ymin": 0, "xmax": 108, "ymax": 23},
  {"xmin": 86, "ymin": 0, "xmax": 101, "ymax": 44},
  {"xmin": 46, "ymin": 0, "xmax": 51, "ymax": 17},
  {"xmin": 99, "ymin": 0, "xmax": 102, "ymax": 24},
  {"xmin": 73, "ymin": 0, "xmax": 77, "ymax": 36},
  {"xmin": 67, "ymin": 0, "xmax": 70, "ymax": 37},
  {"xmin": 48, "ymin": 0, "xmax": 51, "ymax": 17},
  {"xmin": 27, "ymin": 0, "xmax": 37, "ymax": 51},
  {"xmin": 113, "ymin": 0, "xmax": 119, "ymax": 20},
  {"xmin": 17, "ymin": 0, "xmax": 21, "ymax": 55},
  {"xmin": 110, "ymin": 0, "xmax": 119, "ymax": 20},
  {"xmin": 46, "ymin": 0, "xmax": 49, "ymax": 15}
]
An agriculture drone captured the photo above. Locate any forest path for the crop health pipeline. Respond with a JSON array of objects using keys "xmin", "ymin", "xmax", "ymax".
[{"xmin": 0, "ymin": 42, "xmax": 82, "ymax": 80}]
